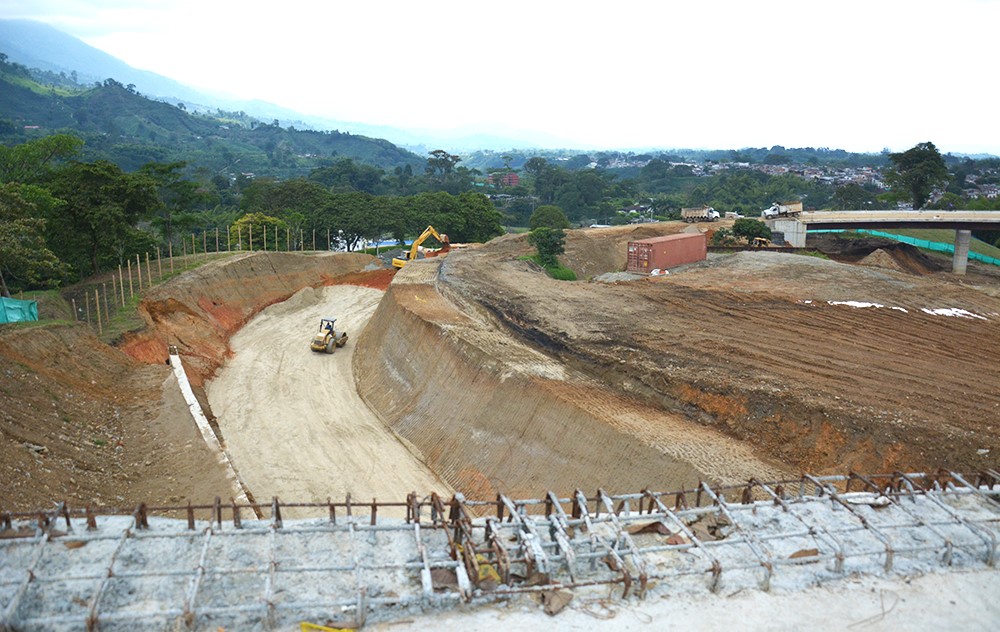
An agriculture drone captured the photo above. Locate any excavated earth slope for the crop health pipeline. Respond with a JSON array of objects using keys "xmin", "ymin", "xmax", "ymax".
[
  {"xmin": 357, "ymin": 225, "xmax": 1000, "ymax": 499},
  {"xmin": 355, "ymin": 258, "xmax": 788, "ymax": 499},
  {"xmin": 1, "ymin": 252, "xmax": 385, "ymax": 511}
]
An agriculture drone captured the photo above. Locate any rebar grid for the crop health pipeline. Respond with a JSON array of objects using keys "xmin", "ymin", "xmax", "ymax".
[{"xmin": 1, "ymin": 470, "xmax": 998, "ymax": 631}]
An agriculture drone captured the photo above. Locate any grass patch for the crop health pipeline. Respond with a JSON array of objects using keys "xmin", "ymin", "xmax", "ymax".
[{"xmin": 522, "ymin": 255, "xmax": 577, "ymax": 280}]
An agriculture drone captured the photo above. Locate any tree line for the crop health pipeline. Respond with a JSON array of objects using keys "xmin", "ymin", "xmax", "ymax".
[
  {"xmin": 0, "ymin": 135, "xmax": 504, "ymax": 297},
  {"xmin": 3, "ymin": 132, "xmax": 996, "ymax": 298}
]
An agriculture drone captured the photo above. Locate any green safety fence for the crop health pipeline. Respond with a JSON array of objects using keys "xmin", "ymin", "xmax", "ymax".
[
  {"xmin": 0, "ymin": 296, "xmax": 39, "ymax": 323},
  {"xmin": 809, "ymin": 229, "xmax": 1000, "ymax": 267}
]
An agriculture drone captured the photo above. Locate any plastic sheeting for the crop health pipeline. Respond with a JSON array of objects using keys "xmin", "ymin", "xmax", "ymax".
[{"xmin": 0, "ymin": 296, "xmax": 39, "ymax": 323}]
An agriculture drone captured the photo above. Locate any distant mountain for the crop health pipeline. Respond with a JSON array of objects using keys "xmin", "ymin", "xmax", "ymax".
[
  {"xmin": 0, "ymin": 56, "xmax": 425, "ymax": 177},
  {"xmin": 0, "ymin": 19, "xmax": 566, "ymax": 153},
  {"xmin": 0, "ymin": 19, "xmax": 210, "ymax": 103}
]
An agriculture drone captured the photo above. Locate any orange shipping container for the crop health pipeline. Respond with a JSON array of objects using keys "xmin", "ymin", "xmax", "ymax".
[{"xmin": 626, "ymin": 233, "xmax": 706, "ymax": 273}]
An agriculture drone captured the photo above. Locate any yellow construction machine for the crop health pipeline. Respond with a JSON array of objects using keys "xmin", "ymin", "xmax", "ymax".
[
  {"xmin": 310, "ymin": 318, "xmax": 348, "ymax": 354},
  {"xmin": 391, "ymin": 225, "xmax": 450, "ymax": 269},
  {"xmin": 750, "ymin": 237, "xmax": 776, "ymax": 248}
]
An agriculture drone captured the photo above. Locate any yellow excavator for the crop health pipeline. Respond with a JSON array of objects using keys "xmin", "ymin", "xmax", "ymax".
[{"xmin": 391, "ymin": 225, "xmax": 450, "ymax": 269}]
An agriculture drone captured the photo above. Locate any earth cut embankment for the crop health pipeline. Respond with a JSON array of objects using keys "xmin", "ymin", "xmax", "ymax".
[
  {"xmin": 122, "ymin": 251, "xmax": 385, "ymax": 384},
  {"xmin": 353, "ymin": 258, "xmax": 788, "ymax": 498}
]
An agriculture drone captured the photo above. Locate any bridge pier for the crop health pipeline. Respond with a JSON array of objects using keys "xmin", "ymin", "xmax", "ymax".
[
  {"xmin": 952, "ymin": 229, "xmax": 971, "ymax": 275},
  {"xmin": 774, "ymin": 219, "xmax": 806, "ymax": 247}
]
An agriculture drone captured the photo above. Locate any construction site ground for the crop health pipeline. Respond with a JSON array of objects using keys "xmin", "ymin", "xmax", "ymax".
[
  {"xmin": 205, "ymin": 284, "xmax": 450, "ymax": 516},
  {"xmin": 2, "ymin": 225, "xmax": 999, "ymax": 628}
]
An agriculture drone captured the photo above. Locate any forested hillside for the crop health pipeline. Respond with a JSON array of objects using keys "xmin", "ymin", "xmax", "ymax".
[{"xmin": 0, "ymin": 55, "xmax": 423, "ymax": 177}]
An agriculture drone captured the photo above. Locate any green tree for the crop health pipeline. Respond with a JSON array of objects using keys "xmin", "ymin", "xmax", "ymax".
[
  {"xmin": 529, "ymin": 205, "xmax": 570, "ymax": 230},
  {"xmin": 831, "ymin": 183, "xmax": 878, "ymax": 210},
  {"xmin": 885, "ymin": 142, "xmax": 949, "ymax": 209},
  {"xmin": 329, "ymin": 191, "xmax": 379, "ymax": 251},
  {"xmin": 139, "ymin": 161, "xmax": 204, "ymax": 245},
  {"xmin": 46, "ymin": 160, "xmax": 159, "ymax": 275},
  {"xmin": 528, "ymin": 227, "xmax": 566, "ymax": 267},
  {"xmin": 0, "ymin": 134, "xmax": 83, "ymax": 184},
  {"xmin": 522, "ymin": 157, "xmax": 548, "ymax": 179},
  {"xmin": 731, "ymin": 218, "xmax": 772, "ymax": 244},
  {"xmin": 425, "ymin": 149, "xmax": 461, "ymax": 180},
  {"xmin": 0, "ymin": 184, "xmax": 67, "ymax": 296},
  {"xmin": 230, "ymin": 212, "xmax": 286, "ymax": 250}
]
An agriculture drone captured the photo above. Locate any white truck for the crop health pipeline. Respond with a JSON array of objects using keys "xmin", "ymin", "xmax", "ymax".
[
  {"xmin": 761, "ymin": 201, "xmax": 803, "ymax": 219},
  {"xmin": 681, "ymin": 206, "xmax": 720, "ymax": 222}
]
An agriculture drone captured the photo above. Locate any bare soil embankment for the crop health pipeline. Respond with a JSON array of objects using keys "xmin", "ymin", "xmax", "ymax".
[
  {"xmin": 432, "ymin": 226, "xmax": 1000, "ymax": 475},
  {"xmin": 1, "ymin": 251, "xmax": 385, "ymax": 511},
  {"xmin": 0, "ymin": 324, "xmax": 235, "ymax": 510},
  {"xmin": 353, "ymin": 223, "xmax": 999, "ymax": 499},
  {"xmin": 354, "ymin": 257, "xmax": 789, "ymax": 499},
  {"xmin": 122, "ymin": 251, "xmax": 385, "ymax": 384}
]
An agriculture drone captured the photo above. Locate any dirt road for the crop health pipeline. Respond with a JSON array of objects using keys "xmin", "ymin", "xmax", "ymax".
[{"xmin": 206, "ymin": 285, "xmax": 450, "ymax": 515}]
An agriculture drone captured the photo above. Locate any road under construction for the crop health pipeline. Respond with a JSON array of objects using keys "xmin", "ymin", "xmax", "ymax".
[{"xmin": 2, "ymin": 222, "xmax": 999, "ymax": 629}]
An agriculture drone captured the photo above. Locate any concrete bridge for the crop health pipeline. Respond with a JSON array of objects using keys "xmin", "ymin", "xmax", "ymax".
[{"xmin": 773, "ymin": 210, "xmax": 1000, "ymax": 274}]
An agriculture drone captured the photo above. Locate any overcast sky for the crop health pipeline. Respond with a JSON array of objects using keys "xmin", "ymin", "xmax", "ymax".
[{"xmin": 1, "ymin": 0, "xmax": 997, "ymax": 154}]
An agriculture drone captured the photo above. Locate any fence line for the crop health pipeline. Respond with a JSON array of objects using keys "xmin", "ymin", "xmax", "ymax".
[{"xmin": 65, "ymin": 226, "xmax": 382, "ymax": 337}]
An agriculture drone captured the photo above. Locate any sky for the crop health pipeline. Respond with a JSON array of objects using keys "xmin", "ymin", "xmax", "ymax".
[{"xmin": 1, "ymin": 0, "xmax": 997, "ymax": 154}]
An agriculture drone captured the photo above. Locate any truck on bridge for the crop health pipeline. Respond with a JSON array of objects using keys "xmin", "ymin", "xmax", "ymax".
[
  {"xmin": 681, "ymin": 206, "xmax": 720, "ymax": 222},
  {"xmin": 761, "ymin": 201, "xmax": 803, "ymax": 219}
]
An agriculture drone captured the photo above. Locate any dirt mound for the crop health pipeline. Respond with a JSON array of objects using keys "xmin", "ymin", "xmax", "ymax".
[
  {"xmin": 859, "ymin": 248, "xmax": 907, "ymax": 273},
  {"xmin": 807, "ymin": 233, "xmax": 944, "ymax": 275},
  {"xmin": 560, "ymin": 223, "xmax": 691, "ymax": 279}
]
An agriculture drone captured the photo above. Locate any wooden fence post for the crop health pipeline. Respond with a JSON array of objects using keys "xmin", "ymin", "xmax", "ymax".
[
  {"xmin": 127, "ymin": 259, "xmax": 134, "ymax": 299},
  {"xmin": 102, "ymin": 282, "xmax": 110, "ymax": 324},
  {"xmin": 94, "ymin": 289, "xmax": 102, "ymax": 335},
  {"xmin": 71, "ymin": 297, "xmax": 78, "ymax": 321},
  {"xmin": 146, "ymin": 252, "xmax": 153, "ymax": 287},
  {"xmin": 312, "ymin": 229, "xmax": 316, "ymax": 251},
  {"xmin": 136, "ymin": 254, "xmax": 143, "ymax": 291},
  {"xmin": 118, "ymin": 265, "xmax": 126, "ymax": 306},
  {"xmin": 84, "ymin": 291, "xmax": 91, "ymax": 325}
]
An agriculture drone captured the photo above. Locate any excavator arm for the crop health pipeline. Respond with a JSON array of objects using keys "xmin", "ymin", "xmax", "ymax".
[{"xmin": 391, "ymin": 225, "xmax": 450, "ymax": 269}]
